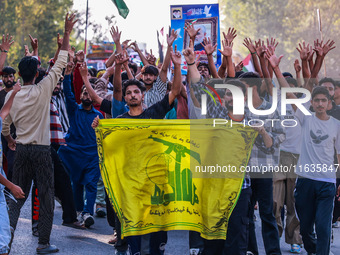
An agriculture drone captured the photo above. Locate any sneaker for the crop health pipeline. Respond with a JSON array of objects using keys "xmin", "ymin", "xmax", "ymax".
[
  {"xmin": 95, "ymin": 206, "xmax": 107, "ymax": 218},
  {"xmin": 290, "ymin": 244, "xmax": 301, "ymax": 254},
  {"xmin": 62, "ymin": 220, "xmax": 86, "ymax": 230},
  {"xmin": 115, "ymin": 251, "xmax": 129, "ymax": 255},
  {"xmin": 189, "ymin": 248, "xmax": 201, "ymax": 255},
  {"xmin": 332, "ymin": 221, "xmax": 340, "ymax": 228},
  {"xmin": 36, "ymin": 244, "xmax": 59, "ymax": 254},
  {"xmin": 76, "ymin": 211, "xmax": 84, "ymax": 223},
  {"xmin": 83, "ymin": 213, "xmax": 95, "ymax": 228}
]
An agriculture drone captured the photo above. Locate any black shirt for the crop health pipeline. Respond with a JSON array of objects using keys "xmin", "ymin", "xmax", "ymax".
[
  {"xmin": 117, "ymin": 94, "xmax": 173, "ymax": 119},
  {"xmin": 327, "ymin": 101, "xmax": 340, "ymax": 121},
  {"xmin": 0, "ymin": 89, "xmax": 8, "ymax": 109},
  {"xmin": 100, "ymin": 98, "xmax": 112, "ymax": 115}
]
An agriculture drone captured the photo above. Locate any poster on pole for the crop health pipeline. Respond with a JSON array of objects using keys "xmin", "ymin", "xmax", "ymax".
[{"xmin": 170, "ymin": 4, "xmax": 221, "ymax": 74}]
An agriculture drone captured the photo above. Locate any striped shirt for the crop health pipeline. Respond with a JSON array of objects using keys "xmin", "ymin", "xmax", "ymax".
[
  {"xmin": 52, "ymin": 90, "xmax": 69, "ymax": 136},
  {"xmin": 143, "ymin": 76, "xmax": 167, "ymax": 108},
  {"xmin": 50, "ymin": 101, "xmax": 65, "ymax": 145}
]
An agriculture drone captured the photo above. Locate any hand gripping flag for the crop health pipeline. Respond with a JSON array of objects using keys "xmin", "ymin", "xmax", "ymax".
[{"xmin": 96, "ymin": 119, "xmax": 257, "ymax": 240}]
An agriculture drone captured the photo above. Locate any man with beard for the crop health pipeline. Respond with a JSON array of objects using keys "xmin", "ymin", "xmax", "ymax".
[
  {"xmin": 58, "ymin": 67, "xmax": 104, "ymax": 229},
  {"xmin": 0, "ymin": 67, "xmax": 16, "ymax": 109},
  {"xmin": 138, "ymin": 29, "xmax": 177, "ymax": 108},
  {"xmin": 0, "ymin": 67, "xmax": 17, "ymax": 181}
]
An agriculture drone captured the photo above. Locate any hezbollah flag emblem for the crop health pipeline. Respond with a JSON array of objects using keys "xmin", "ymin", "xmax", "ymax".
[{"xmin": 96, "ymin": 119, "xmax": 257, "ymax": 240}]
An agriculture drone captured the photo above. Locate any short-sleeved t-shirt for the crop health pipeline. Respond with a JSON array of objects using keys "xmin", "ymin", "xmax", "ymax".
[
  {"xmin": 117, "ymin": 94, "xmax": 173, "ymax": 119},
  {"xmin": 295, "ymin": 102, "xmax": 340, "ymax": 183}
]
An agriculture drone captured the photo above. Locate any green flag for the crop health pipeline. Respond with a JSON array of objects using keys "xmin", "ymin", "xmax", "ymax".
[{"xmin": 112, "ymin": 0, "xmax": 129, "ymax": 19}]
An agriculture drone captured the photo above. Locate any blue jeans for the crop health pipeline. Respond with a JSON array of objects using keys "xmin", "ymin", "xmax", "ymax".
[
  {"xmin": 248, "ymin": 177, "xmax": 281, "ymax": 255},
  {"xmin": 0, "ymin": 168, "xmax": 10, "ymax": 254},
  {"xmin": 295, "ymin": 178, "xmax": 335, "ymax": 255},
  {"xmin": 73, "ymin": 179, "xmax": 97, "ymax": 215}
]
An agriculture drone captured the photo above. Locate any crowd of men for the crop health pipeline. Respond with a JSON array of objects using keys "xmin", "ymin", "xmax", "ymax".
[{"xmin": 0, "ymin": 11, "xmax": 339, "ymax": 255}]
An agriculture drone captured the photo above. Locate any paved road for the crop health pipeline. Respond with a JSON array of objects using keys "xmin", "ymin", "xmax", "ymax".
[{"xmin": 10, "ymin": 194, "xmax": 340, "ymax": 254}]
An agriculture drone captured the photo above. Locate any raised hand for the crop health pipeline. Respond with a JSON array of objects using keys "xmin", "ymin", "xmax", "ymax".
[
  {"xmin": 78, "ymin": 62, "xmax": 88, "ymax": 78},
  {"xmin": 24, "ymin": 45, "xmax": 33, "ymax": 56},
  {"xmin": 65, "ymin": 61, "xmax": 75, "ymax": 75},
  {"xmin": 146, "ymin": 49, "xmax": 156, "ymax": 65},
  {"xmin": 219, "ymin": 39, "xmax": 233, "ymax": 57},
  {"xmin": 13, "ymin": 79, "xmax": 21, "ymax": 93},
  {"xmin": 0, "ymin": 34, "xmax": 14, "ymax": 52},
  {"xmin": 266, "ymin": 37, "xmax": 278, "ymax": 52},
  {"xmin": 307, "ymin": 46, "xmax": 314, "ymax": 61},
  {"xmin": 235, "ymin": 61, "xmax": 244, "ymax": 72},
  {"xmin": 201, "ymin": 37, "xmax": 217, "ymax": 56},
  {"xmin": 64, "ymin": 13, "xmax": 78, "ymax": 34},
  {"xmin": 128, "ymin": 41, "xmax": 139, "ymax": 52},
  {"xmin": 115, "ymin": 52, "xmax": 129, "ymax": 65},
  {"xmin": 170, "ymin": 45, "xmax": 182, "ymax": 66},
  {"xmin": 57, "ymin": 33, "xmax": 63, "ymax": 48},
  {"xmin": 223, "ymin": 27, "xmax": 237, "ymax": 42},
  {"xmin": 184, "ymin": 22, "xmax": 200, "ymax": 40},
  {"xmin": 182, "ymin": 47, "xmax": 196, "ymax": 64},
  {"xmin": 243, "ymin": 38, "xmax": 256, "ymax": 53},
  {"xmin": 110, "ymin": 26, "xmax": 121, "ymax": 43},
  {"xmin": 29, "ymin": 34, "xmax": 38, "ymax": 51},
  {"xmin": 322, "ymin": 39, "xmax": 336, "ymax": 56},
  {"xmin": 296, "ymin": 42, "xmax": 310, "ymax": 60},
  {"xmin": 294, "ymin": 59, "xmax": 301, "ymax": 72},
  {"xmin": 313, "ymin": 40, "xmax": 324, "ymax": 57},
  {"xmin": 255, "ymin": 39, "xmax": 266, "ymax": 57},
  {"xmin": 122, "ymin": 39, "xmax": 131, "ymax": 50},
  {"xmin": 265, "ymin": 47, "xmax": 283, "ymax": 69},
  {"xmin": 167, "ymin": 29, "xmax": 178, "ymax": 46},
  {"xmin": 75, "ymin": 50, "xmax": 85, "ymax": 63}
]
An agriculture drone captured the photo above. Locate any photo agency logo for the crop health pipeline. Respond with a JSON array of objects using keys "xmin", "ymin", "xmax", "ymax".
[{"xmin": 200, "ymin": 79, "xmax": 312, "ymax": 128}]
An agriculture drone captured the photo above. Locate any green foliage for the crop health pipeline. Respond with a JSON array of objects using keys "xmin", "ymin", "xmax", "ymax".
[
  {"xmin": 221, "ymin": 0, "xmax": 340, "ymax": 77},
  {"xmin": 0, "ymin": 0, "xmax": 73, "ymax": 68}
]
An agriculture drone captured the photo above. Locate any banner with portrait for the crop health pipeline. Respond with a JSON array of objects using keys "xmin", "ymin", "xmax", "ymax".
[{"xmin": 170, "ymin": 4, "xmax": 221, "ymax": 74}]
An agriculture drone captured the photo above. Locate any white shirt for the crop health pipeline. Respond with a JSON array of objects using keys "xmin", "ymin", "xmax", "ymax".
[{"xmin": 295, "ymin": 102, "xmax": 340, "ymax": 183}]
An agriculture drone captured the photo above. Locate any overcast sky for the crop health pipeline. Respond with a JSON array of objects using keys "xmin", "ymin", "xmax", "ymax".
[{"xmin": 72, "ymin": 0, "xmax": 218, "ymax": 51}]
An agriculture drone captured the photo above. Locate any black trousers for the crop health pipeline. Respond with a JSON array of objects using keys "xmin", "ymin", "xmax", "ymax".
[
  {"xmin": 9, "ymin": 144, "xmax": 54, "ymax": 245},
  {"xmin": 32, "ymin": 145, "xmax": 77, "ymax": 228},
  {"xmin": 189, "ymin": 187, "xmax": 252, "ymax": 255}
]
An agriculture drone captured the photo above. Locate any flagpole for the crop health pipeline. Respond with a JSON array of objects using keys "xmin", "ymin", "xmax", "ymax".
[
  {"xmin": 317, "ymin": 9, "xmax": 326, "ymax": 76},
  {"xmin": 84, "ymin": 0, "xmax": 89, "ymax": 55}
]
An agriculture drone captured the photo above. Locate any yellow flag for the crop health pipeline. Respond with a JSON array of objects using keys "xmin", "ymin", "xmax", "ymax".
[{"xmin": 96, "ymin": 119, "xmax": 257, "ymax": 240}]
